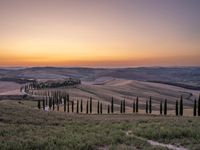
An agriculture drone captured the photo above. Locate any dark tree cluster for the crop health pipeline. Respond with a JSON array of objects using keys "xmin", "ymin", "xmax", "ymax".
[
  {"xmin": 21, "ymin": 78, "xmax": 81, "ymax": 93},
  {"xmin": 36, "ymin": 92, "xmax": 199, "ymax": 117}
]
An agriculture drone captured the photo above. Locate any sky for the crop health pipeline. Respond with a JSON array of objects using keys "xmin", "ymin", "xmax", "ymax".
[{"xmin": 0, "ymin": 0, "xmax": 200, "ymax": 67}]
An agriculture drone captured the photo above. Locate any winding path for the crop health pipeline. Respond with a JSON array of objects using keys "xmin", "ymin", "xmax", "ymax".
[{"xmin": 125, "ymin": 130, "xmax": 188, "ymax": 150}]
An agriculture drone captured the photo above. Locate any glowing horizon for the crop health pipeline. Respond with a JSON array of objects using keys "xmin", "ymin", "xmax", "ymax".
[{"xmin": 0, "ymin": 0, "xmax": 200, "ymax": 67}]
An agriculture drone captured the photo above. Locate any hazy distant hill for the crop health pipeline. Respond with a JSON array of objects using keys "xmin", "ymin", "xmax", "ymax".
[{"xmin": 0, "ymin": 67, "xmax": 200, "ymax": 89}]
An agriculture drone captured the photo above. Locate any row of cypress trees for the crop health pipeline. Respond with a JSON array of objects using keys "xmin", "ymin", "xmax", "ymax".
[
  {"xmin": 174, "ymin": 95, "xmax": 200, "ymax": 117},
  {"xmin": 37, "ymin": 93, "xmax": 200, "ymax": 116},
  {"xmin": 193, "ymin": 95, "xmax": 200, "ymax": 116},
  {"xmin": 175, "ymin": 96, "xmax": 184, "ymax": 116},
  {"xmin": 132, "ymin": 97, "xmax": 139, "ymax": 113},
  {"xmin": 159, "ymin": 99, "xmax": 167, "ymax": 115},
  {"xmin": 146, "ymin": 97, "xmax": 152, "ymax": 114}
]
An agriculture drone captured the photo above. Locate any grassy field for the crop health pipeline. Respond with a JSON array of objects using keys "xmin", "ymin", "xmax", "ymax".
[
  {"xmin": 0, "ymin": 100, "xmax": 200, "ymax": 150},
  {"xmin": 28, "ymin": 78, "xmax": 199, "ymax": 116}
]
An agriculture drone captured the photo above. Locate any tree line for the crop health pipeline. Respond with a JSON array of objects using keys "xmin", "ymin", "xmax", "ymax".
[
  {"xmin": 37, "ymin": 92, "xmax": 200, "ymax": 117},
  {"xmin": 21, "ymin": 78, "xmax": 81, "ymax": 92}
]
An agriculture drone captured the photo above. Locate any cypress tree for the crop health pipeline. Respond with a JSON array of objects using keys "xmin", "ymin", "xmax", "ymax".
[
  {"xmin": 108, "ymin": 105, "xmax": 110, "ymax": 114},
  {"xmin": 194, "ymin": 99, "xmax": 197, "ymax": 116},
  {"xmin": 100, "ymin": 103, "xmax": 103, "ymax": 114},
  {"xmin": 180, "ymin": 96, "xmax": 183, "ymax": 116},
  {"xmin": 97, "ymin": 101, "xmax": 100, "ymax": 114},
  {"xmin": 38, "ymin": 100, "xmax": 41, "ymax": 109},
  {"xmin": 149, "ymin": 97, "xmax": 152, "ymax": 114},
  {"xmin": 146, "ymin": 100, "xmax": 148, "ymax": 114},
  {"xmin": 49, "ymin": 97, "xmax": 52, "ymax": 110},
  {"xmin": 72, "ymin": 101, "xmax": 74, "ymax": 113},
  {"xmin": 122, "ymin": 100, "xmax": 124, "ymax": 113},
  {"xmin": 198, "ymin": 95, "xmax": 200, "ymax": 116},
  {"xmin": 120, "ymin": 101, "xmax": 123, "ymax": 114},
  {"xmin": 43, "ymin": 99, "xmax": 45, "ymax": 110},
  {"xmin": 136, "ymin": 97, "xmax": 139, "ymax": 113},
  {"xmin": 164, "ymin": 99, "xmax": 167, "ymax": 115},
  {"xmin": 67, "ymin": 99, "xmax": 69, "ymax": 113},
  {"xmin": 53, "ymin": 98, "xmax": 55, "ymax": 111},
  {"xmin": 175, "ymin": 100, "xmax": 178, "ymax": 116},
  {"xmin": 64, "ymin": 97, "xmax": 66, "ymax": 112},
  {"xmin": 133, "ymin": 101, "xmax": 135, "ymax": 113},
  {"xmin": 90, "ymin": 97, "xmax": 92, "ymax": 114},
  {"xmin": 86, "ymin": 100, "xmax": 89, "ymax": 114},
  {"xmin": 160, "ymin": 101, "xmax": 162, "ymax": 115},
  {"xmin": 111, "ymin": 97, "xmax": 114, "ymax": 113},
  {"xmin": 80, "ymin": 99, "xmax": 83, "ymax": 113},
  {"xmin": 67, "ymin": 94, "xmax": 69, "ymax": 113},
  {"xmin": 123, "ymin": 99, "xmax": 126, "ymax": 113},
  {"xmin": 77, "ymin": 100, "xmax": 79, "ymax": 114}
]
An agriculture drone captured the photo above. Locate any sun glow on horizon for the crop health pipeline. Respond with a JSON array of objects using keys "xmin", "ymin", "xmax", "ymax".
[{"xmin": 0, "ymin": 0, "xmax": 200, "ymax": 67}]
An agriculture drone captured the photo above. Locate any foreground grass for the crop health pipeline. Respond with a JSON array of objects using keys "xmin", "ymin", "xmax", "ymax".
[
  {"xmin": 0, "ymin": 100, "xmax": 200, "ymax": 150},
  {"xmin": 131, "ymin": 117, "xmax": 200, "ymax": 149}
]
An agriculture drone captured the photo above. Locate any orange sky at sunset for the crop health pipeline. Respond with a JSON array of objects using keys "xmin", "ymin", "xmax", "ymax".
[{"xmin": 0, "ymin": 0, "xmax": 200, "ymax": 67}]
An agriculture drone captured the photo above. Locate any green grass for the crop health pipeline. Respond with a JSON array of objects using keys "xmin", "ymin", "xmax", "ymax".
[
  {"xmin": 131, "ymin": 117, "xmax": 200, "ymax": 149},
  {"xmin": 0, "ymin": 100, "xmax": 200, "ymax": 150}
]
